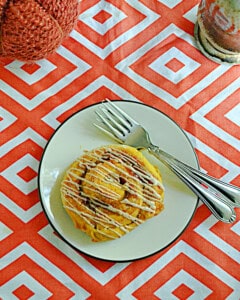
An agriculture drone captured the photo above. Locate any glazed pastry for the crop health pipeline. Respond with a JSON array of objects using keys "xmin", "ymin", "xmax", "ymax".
[{"xmin": 61, "ymin": 145, "xmax": 164, "ymax": 242}]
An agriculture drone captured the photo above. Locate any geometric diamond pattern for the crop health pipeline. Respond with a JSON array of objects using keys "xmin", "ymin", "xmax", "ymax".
[
  {"xmin": 0, "ymin": 271, "xmax": 52, "ymax": 299},
  {"xmin": 115, "ymin": 24, "xmax": 231, "ymax": 109},
  {"xmin": 183, "ymin": 5, "xmax": 198, "ymax": 23},
  {"xmin": 1, "ymin": 47, "xmax": 91, "ymax": 110},
  {"xmin": 154, "ymin": 270, "xmax": 212, "ymax": 299},
  {"xmin": 1, "ymin": 154, "xmax": 39, "ymax": 195},
  {"xmin": 21, "ymin": 63, "xmax": 41, "ymax": 74},
  {"xmin": 17, "ymin": 166, "xmax": 38, "ymax": 182},
  {"xmin": 4, "ymin": 60, "xmax": 56, "ymax": 85},
  {"xmin": 73, "ymin": 0, "xmax": 159, "ymax": 59},
  {"xmin": 172, "ymin": 284, "xmax": 194, "ymax": 299},
  {"xmin": 0, "ymin": 106, "xmax": 17, "ymax": 131},
  {"xmin": 13, "ymin": 284, "xmax": 35, "ymax": 299},
  {"xmin": 93, "ymin": 10, "xmax": 112, "ymax": 24},
  {"xmin": 231, "ymin": 221, "xmax": 240, "ymax": 235},
  {"xmin": 1, "ymin": 0, "xmax": 239, "ymax": 299},
  {"xmin": 79, "ymin": 1, "xmax": 127, "ymax": 35},
  {"xmin": 39, "ymin": 225, "xmax": 130, "ymax": 285},
  {"xmin": 165, "ymin": 58, "xmax": 185, "ymax": 72},
  {"xmin": 158, "ymin": 0, "xmax": 183, "ymax": 9},
  {"xmin": 0, "ymin": 221, "xmax": 13, "ymax": 241},
  {"xmin": 116, "ymin": 241, "xmax": 240, "ymax": 299},
  {"xmin": 225, "ymin": 104, "xmax": 240, "ymax": 126},
  {"xmin": 149, "ymin": 47, "xmax": 200, "ymax": 84}
]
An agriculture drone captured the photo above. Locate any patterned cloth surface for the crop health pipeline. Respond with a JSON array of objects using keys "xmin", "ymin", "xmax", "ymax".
[{"xmin": 0, "ymin": 0, "xmax": 239, "ymax": 299}]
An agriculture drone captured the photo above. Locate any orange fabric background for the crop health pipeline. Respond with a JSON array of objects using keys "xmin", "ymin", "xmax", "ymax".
[{"xmin": 1, "ymin": 0, "xmax": 239, "ymax": 299}]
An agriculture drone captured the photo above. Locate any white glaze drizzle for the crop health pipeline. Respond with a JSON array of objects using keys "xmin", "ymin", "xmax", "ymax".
[{"xmin": 61, "ymin": 147, "xmax": 164, "ymax": 240}]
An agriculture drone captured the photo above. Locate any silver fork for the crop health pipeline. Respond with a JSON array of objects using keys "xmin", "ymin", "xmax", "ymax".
[{"xmin": 94, "ymin": 100, "xmax": 240, "ymax": 224}]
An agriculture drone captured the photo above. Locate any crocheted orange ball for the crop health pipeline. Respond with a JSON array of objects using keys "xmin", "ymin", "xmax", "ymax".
[{"xmin": 0, "ymin": 0, "xmax": 79, "ymax": 61}]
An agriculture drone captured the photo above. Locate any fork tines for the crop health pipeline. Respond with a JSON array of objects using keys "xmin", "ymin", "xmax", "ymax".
[{"xmin": 94, "ymin": 99, "xmax": 136, "ymax": 141}]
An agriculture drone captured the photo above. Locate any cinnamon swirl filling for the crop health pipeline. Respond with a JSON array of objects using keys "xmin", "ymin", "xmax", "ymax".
[{"xmin": 61, "ymin": 145, "xmax": 164, "ymax": 242}]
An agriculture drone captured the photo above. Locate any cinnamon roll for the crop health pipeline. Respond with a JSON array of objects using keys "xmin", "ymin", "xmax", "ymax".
[{"xmin": 61, "ymin": 145, "xmax": 164, "ymax": 242}]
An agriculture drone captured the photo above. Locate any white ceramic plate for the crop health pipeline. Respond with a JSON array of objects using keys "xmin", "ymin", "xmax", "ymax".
[{"xmin": 38, "ymin": 100, "xmax": 199, "ymax": 261}]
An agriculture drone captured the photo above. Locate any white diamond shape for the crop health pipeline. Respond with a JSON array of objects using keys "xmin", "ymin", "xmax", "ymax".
[
  {"xmin": 0, "ymin": 107, "xmax": 17, "ymax": 131},
  {"xmin": 1, "ymin": 154, "xmax": 38, "ymax": 195},
  {"xmin": 195, "ymin": 216, "xmax": 240, "ymax": 263},
  {"xmin": 117, "ymin": 241, "xmax": 240, "ymax": 299},
  {"xmin": 190, "ymin": 78, "xmax": 240, "ymax": 152},
  {"xmin": 72, "ymin": 0, "xmax": 160, "ymax": 59},
  {"xmin": 149, "ymin": 47, "xmax": 200, "ymax": 84},
  {"xmin": 79, "ymin": 1, "xmax": 127, "ymax": 35},
  {"xmin": 158, "ymin": 0, "xmax": 182, "ymax": 9},
  {"xmin": 1, "ymin": 192, "xmax": 42, "ymax": 223},
  {"xmin": 0, "ymin": 271, "xmax": 52, "ymax": 299},
  {"xmin": 39, "ymin": 225, "xmax": 130, "ymax": 285},
  {"xmin": 1, "ymin": 243, "xmax": 90, "ymax": 298},
  {"xmin": 42, "ymin": 76, "xmax": 136, "ymax": 129},
  {"xmin": 183, "ymin": 5, "xmax": 198, "ymax": 23},
  {"xmin": 0, "ymin": 128, "xmax": 47, "ymax": 157},
  {"xmin": 154, "ymin": 270, "xmax": 212, "ymax": 299},
  {"xmin": 225, "ymin": 103, "xmax": 240, "ymax": 126},
  {"xmin": 1, "ymin": 47, "xmax": 91, "ymax": 110},
  {"xmin": 0, "ymin": 221, "xmax": 13, "ymax": 241},
  {"xmin": 5, "ymin": 60, "xmax": 57, "ymax": 85},
  {"xmin": 231, "ymin": 221, "xmax": 240, "ymax": 235},
  {"xmin": 116, "ymin": 24, "xmax": 231, "ymax": 109}
]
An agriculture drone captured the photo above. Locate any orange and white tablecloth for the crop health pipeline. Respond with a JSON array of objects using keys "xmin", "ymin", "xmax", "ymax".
[{"xmin": 0, "ymin": 0, "xmax": 239, "ymax": 299}]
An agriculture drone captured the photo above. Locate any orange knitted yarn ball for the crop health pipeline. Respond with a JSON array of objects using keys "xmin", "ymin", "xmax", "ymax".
[{"xmin": 0, "ymin": 0, "xmax": 79, "ymax": 61}]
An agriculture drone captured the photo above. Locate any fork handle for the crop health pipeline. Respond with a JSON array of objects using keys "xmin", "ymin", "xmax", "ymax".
[
  {"xmin": 175, "ymin": 160, "xmax": 240, "ymax": 207},
  {"xmin": 152, "ymin": 147, "xmax": 240, "ymax": 207},
  {"xmin": 148, "ymin": 145, "xmax": 237, "ymax": 223}
]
